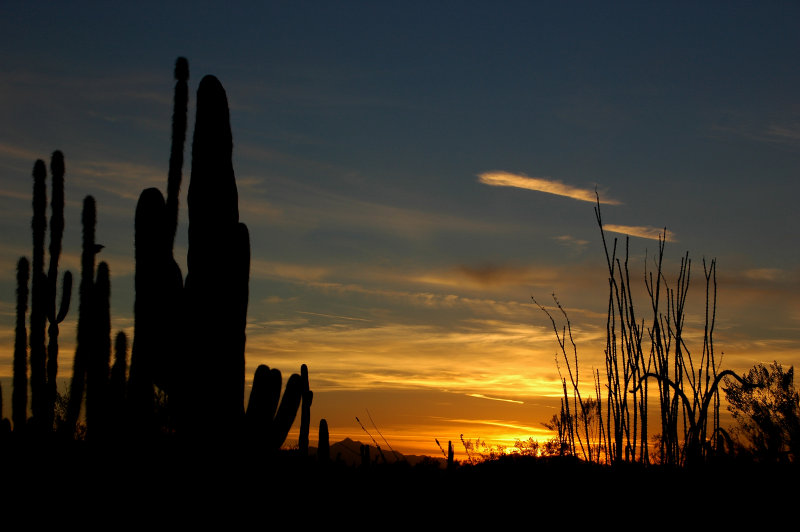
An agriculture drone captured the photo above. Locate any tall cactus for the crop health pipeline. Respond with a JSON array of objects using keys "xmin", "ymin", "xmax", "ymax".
[
  {"xmin": 13, "ymin": 257, "xmax": 30, "ymax": 431},
  {"xmin": 27, "ymin": 152, "xmax": 72, "ymax": 432},
  {"xmin": 183, "ymin": 74, "xmax": 250, "ymax": 437},
  {"xmin": 86, "ymin": 261, "xmax": 111, "ymax": 439},
  {"xmin": 109, "ymin": 331, "xmax": 128, "ymax": 437},
  {"xmin": 166, "ymin": 57, "xmax": 189, "ymax": 249},
  {"xmin": 64, "ymin": 196, "xmax": 98, "ymax": 437},
  {"xmin": 45, "ymin": 151, "xmax": 72, "ymax": 431},
  {"xmin": 29, "ymin": 160, "xmax": 47, "ymax": 428},
  {"xmin": 299, "ymin": 363, "xmax": 313, "ymax": 456},
  {"xmin": 130, "ymin": 58, "xmax": 187, "ymax": 435},
  {"xmin": 129, "ymin": 188, "xmax": 167, "ymax": 433}
]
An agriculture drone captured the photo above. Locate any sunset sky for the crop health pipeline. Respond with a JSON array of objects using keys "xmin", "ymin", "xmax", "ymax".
[{"xmin": 1, "ymin": 2, "xmax": 798, "ymax": 457}]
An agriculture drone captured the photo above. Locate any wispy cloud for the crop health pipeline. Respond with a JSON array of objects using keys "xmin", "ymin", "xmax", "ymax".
[
  {"xmin": 744, "ymin": 268, "xmax": 785, "ymax": 282},
  {"xmin": 296, "ymin": 310, "xmax": 372, "ymax": 322},
  {"xmin": 553, "ymin": 234, "xmax": 590, "ymax": 253},
  {"xmin": 604, "ymin": 224, "xmax": 674, "ymax": 242},
  {"xmin": 478, "ymin": 171, "xmax": 620, "ymax": 205},
  {"xmin": 467, "ymin": 393, "xmax": 524, "ymax": 404}
]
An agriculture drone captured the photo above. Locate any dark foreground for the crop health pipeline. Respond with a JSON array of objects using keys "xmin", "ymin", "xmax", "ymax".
[{"xmin": 3, "ymin": 438, "xmax": 797, "ymax": 525}]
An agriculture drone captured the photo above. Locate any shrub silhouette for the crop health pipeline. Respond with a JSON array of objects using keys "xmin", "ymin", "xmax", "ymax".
[{"xmin": 724, "ymin": 362, "xmax": 800, "ymax": 462}]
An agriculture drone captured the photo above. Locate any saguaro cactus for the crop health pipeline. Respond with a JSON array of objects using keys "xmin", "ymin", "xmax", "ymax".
[
  {"xmin": 64, "ymin": 196, "xmax": 98, "ymax": 436},
  {"xmin": 109, "ymin": 331, "xmax": 128, "ymax": 437},
  {"xmin": 27, "ymin": 153, "xmax": 72, "ymax": 432},
  {"xmin": 129, "ymin": 60, "xmax": 188, "ymax": 433},
  {"xmin": 299, "ymin": 363, "xmax": 313, "ymax": 456},
  {"xmin": 318, "ymin": 419, "xmax": 330, "ymax": 463},
  {"xmin": 183, "ymin": 74, "xmax": 251, "ymax": 437},
  {"xmin": 13, "ymin": 257, "xmax": 30, "ymax": 431},
  {"xmin": 86, "ymin": 261, "xmax": 111, "ymax": 439},
  {"xmin": 245, "ymin": 364, "xmax": 303, "ymax": 451},
  {"xmin": 45, "ymin": 151, "xmax": 72, "ymax": 431},
  {"xmin": 29, "ymin": 160, "xmax": 47, "ymax": 427}
]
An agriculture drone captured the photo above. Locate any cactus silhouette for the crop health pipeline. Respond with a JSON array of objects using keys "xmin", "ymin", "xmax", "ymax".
[
  {"xmin": 129, "ymin": 187, "xmax": 170, "ymax": 433},
  {"xmin": 245, "ymin": 364, "xmax": 303, "ymax": 451},
  {"xmin": 129, "ymin": 58, "xmax": 188, "ymax": 434},
  {"xmin": 299, "ymin": 363, "xmax": 313, "ymax": 456},
  {"xmin": 166, "ymin": 56, "xmax": 189, "ymax": 249},
  {"xmin": 27, "ymin": 153, "xmax": 72, "ymax": 432},
  {"xmin": 109, "ymin": 331, "xmax": 128, "ymax": 437},
  {"xmin": 64, "ymin": 196, "xmax": 99, "ymax": 437},
  {"xmin": 13, "ymin": 257, "xmax": 30, "ymax": 431},
  {"xmin": 183, "ymin": 74, "xmax": 250, "ymax": 437},
  {"xmin": 29, "ymin": 159, "xmax": 47, "ymax": 429},
  {"xmin": 45, "ymin": 151, "xmax": 72, "ymax": 431},
  {"xmin": 86, "ymin": 261, "xmax": 111, "ymax": 439},
  {"xmin": 318, "ymin": 418, "xmax": 330, "ymax": 463}
]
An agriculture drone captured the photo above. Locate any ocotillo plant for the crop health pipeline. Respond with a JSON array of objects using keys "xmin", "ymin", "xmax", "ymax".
[
  {"xmin": 245, "ymin": 364, "xmax": 303, "ymax": 451},
  {"xmin": 13, "ymin": 257, "xmax": 30, "ymax": 431},
  {"xmin": 299, "ymin": 363, "xmax": 313, "ymax": 456}
]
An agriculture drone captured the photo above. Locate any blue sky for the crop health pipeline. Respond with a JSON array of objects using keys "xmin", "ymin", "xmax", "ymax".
[{"xmin": 1, "ymin": 1, "xmax": 798, "ymax": 455}]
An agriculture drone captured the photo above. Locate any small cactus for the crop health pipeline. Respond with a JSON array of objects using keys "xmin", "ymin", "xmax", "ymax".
[
  {"xmin": 318, "ymin": 419, "xmax": 330, "ymax": 463},
  {"xmin": 299, "ymin": 364, "xmax": 313, "ymax": 456},
  {"xmin": 245, "ymin": 364, "xmax": 304, "ymax": 451}
]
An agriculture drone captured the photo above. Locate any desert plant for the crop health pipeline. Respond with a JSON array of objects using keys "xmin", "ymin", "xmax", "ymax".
[
  {"xmin": 318, "ymin": 418, "xmax": 330, "ymax": 463},
  {"xmin": 27, "ymin": 153, "xmax": 73, "ymax": 433},
  {"xmin": 299, "ymin": 364, "xmax": 313, "ymax": 456},
  {"xmin": 536, "ymin": 194, "xmax": 744, "ymax": 467},
  {"xmin": 723, "ymin": 362, "xmax": 799, "ymax": 462},
  {"xmin": 245, "ymin": 364, "xmax": 304, "ymax": 451},
  {"xmin": 63, "ymin": 196, "xmax": 99, "ymax": 437},
  {"xmin": 86, "ymin": 261, "xmax": 111, "ymax": 439},
  {"xmin": 13, "ymin": 257, "xmax": 29, "ymax": 431}
]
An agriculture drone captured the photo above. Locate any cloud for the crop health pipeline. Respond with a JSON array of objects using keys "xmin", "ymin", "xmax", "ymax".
[
  {"xmin": 603, "ymin": 224, "xmax": 674, "ymax": 242},
  {"xmin": 478, "ymin": 171, "xmax": 620, "ymax": 205},
  {"xmin": 553, "ymin": 234, "xmax": 590, "ymax": 253},
  {"xmin": 744, "ymin": 268, "xmax": 785, "ymax": 282},
  {"xmin": 466, "ymin": 394, "xmax": 524, "ymax": 404}
]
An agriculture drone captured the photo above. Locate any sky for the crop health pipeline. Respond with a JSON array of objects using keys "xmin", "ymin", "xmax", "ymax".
[{"xmin": 1, "ymin": 1, "xmax": 798, "ymax": 457}]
